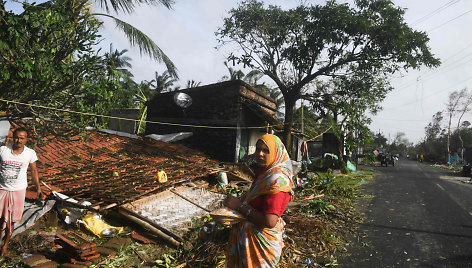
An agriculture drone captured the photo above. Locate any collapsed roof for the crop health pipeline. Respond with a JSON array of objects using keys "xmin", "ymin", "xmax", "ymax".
[{"xmin": 8, "ymin": 120, "xmax": 220, "ymax": 209}]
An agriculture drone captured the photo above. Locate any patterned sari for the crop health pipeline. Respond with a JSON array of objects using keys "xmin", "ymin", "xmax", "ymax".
[{"xmin": 226, "ymin": 134, "xmax": 293, "ymax": 268}]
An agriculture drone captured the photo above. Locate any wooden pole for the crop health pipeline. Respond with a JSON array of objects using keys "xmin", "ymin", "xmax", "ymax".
[
  {"xmin": 118, "ymin": 207, "xmax": 181, "ymax": 247},
  {"xmin": 301, "ymin": 100, "xmax": 304, "ymax": 135}
]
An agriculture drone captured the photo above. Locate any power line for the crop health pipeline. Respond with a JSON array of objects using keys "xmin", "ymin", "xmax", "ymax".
[
  {"xmin": 412, "ymin": 0, "xmax": 461, "ymax": 26},
  {"xmin": 427, "ymin": 8, "xmax": 472, "ymax": 32},
  {"xmin": 393, "ymin": 40, "xmax": 472, "ymax": 92},
  {"xmin": 384, "ymin": 74, "xmax": 472, "ymax": 110},
  {"xmin": 0, "ymin": 98, "xmax": 276, "ymax": 130}
]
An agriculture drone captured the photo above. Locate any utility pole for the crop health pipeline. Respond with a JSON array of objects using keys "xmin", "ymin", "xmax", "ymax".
[{"xmin": 301, "ymin": 100, "xmax": 304, "ymax": 135}]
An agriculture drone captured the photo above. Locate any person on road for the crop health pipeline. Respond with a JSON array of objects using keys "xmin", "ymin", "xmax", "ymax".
[
  {"xmin": 223, "ymin": 134, "xmax": 293, "ymax": 267},
  {"xmin": 0, "ymin": 127, "xmax": 41, "ymax": 256}
]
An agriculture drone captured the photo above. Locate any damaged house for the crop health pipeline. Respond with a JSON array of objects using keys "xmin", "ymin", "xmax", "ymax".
[
  {"xmin": 5, "ymin": 120, "xmax": 228, "ymax": 247},
  {"xmin": 145, "ymin": 80, "xmax": 290, "ymax": 162}
]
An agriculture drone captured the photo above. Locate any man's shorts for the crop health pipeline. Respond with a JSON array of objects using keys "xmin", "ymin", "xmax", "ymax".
[{"xmin": 0, "ymin": 189, "xmax": 26, "ymax": 230}]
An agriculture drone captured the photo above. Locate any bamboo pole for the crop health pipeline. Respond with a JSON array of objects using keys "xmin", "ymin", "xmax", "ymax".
[{"xmin": 117, "ymin": 207, "xmax": 181, "ymax": 247}]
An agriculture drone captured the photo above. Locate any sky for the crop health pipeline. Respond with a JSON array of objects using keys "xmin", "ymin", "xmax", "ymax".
[{"xmin": 6, "ymin": 0, "xmax": 472, "ymax": 144}]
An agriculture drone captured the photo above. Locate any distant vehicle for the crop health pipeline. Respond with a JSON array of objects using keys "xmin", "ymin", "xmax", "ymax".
[
  {"xmin": 388, "ymin": 155, "xmax": 398, "ymax": 166},
  {"xmin": 378, "ymin": 153, "xmax": 388, "ymax": 167},
  {"xmin": 378, "ymin": 153, "xmax": 397, "ymax": 167}
]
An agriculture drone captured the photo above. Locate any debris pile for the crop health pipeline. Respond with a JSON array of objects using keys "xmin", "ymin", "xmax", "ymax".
[
  {"xmin": 122, "ymin": 184, "xmax": 225, "ymax": 236},
  {"xmin": 21, "ymin": 253, "xmax": 59, "ymax": 268},
  {"xmin": 55, "ymin": 232, "xmax": 100, "ymax": 262}
]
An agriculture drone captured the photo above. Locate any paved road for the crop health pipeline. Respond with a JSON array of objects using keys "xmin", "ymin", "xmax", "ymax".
[{"xmin": 339, "ymin": 159, "xmax": 472, "ymax": 267}]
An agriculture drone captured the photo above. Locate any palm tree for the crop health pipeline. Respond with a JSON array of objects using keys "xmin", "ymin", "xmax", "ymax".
[
  {"xmin": 103, "ymin": 43, "xmax": 133, "ymax": 78},
  {"xmin": 149, "ymin": 70, "xmax": 178, "ymax": 93},
  {"xmin": 220, "ymin": 61, "xmax": 245, "ymax": 81},
  {"xmin": 135, "ymin": 81, "xmax": 152, "ymax": 134},
  {"xmin": 186, "ymin": 80, "xmax": 201, "ymax": 88},
  {"xmin": 90, "ymin": 0, "xmax": 178, "ymax": 77}
]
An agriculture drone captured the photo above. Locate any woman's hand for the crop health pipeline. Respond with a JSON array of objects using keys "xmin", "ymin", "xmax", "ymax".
[
  {"xmin": 224, "ymin": 195, "xmax": 279, "ymax": 228},
  {"xmin": 224, "ymin": 195, "xmax": 242, "ymax": 210}
]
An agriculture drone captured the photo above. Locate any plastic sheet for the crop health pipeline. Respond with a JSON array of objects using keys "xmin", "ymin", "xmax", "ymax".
[
  {"xmin": 145, "ymin": 132, "xmax": 193, "ymax": 143},
  {"xmin": 346, "ymin": 161, "xmax": 356, "ymax": 171},
  {"xmin": 80, "ymin": 213, "xmax": 123, "ymax": 238},
  {"xmin": 12, "ymin": 200, "xmax": 56, "ymax": 238}
]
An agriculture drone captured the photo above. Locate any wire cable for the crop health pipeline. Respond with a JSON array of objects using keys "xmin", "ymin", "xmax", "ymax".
[
  {"xmin": 385, "ymin": 74, "xmax": 472, "ymax": 110},
  {"xmin": 0, "ymin": 98, "xmax": 279, "ymax": 130},
  {"xmin": 427, "ymin": 8, "xmax": 472, "ymax": 32},
  {"xmin": 412, "ymin": 0, "xmax": 461, "ymax": 26}
]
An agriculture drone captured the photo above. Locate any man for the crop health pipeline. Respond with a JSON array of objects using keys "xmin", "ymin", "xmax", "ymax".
[{"xmin": 0, "ymin": 127, "xmax": 40, "ymax": 256}]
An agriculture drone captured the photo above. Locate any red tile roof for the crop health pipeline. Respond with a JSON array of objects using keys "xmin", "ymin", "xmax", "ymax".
[{"xmin": 8, "ymin": 122, "xmax": 219, "ymax": 208}]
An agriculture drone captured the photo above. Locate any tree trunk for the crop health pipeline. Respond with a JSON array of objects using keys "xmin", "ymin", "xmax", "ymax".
[
  {"xmin": 337, "ymin": 135, "xmax": 347, "ymax": 172},
  {"xmin": 282, "ymin": 96, "xmax": 296, "ymax": 158},
  {"xmin": 459, "ymin": 134, "xmax": 464, "ymax": 163}
]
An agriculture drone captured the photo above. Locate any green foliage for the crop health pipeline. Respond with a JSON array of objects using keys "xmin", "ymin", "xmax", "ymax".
[
  {"xmin": 217, "ymin": 0, "xmax": 440, "ymax": 151},
  {"xmin": 297, "ymin": 171, "xmax": 368, "ymax": 203},
  {"xmin": 293, "ymin": 105, "xmax": 323, "ymax": 140},
  {"xmin": 225, "ymin": 184, "xmax": 246, "ymax": 197},
  {"xmin": 299, "ymin": 199, "xmax": 335, "ymax": 215},
  {"xmin": 92, "ymin": 0, "xmax": 177, "ymax": 77},
  {"xmin": 416, "ymin": 111, "xmax": 447, "ymax": 162},
  {"xmin": 310, "ymin": 68, "xmax": 392, "ymax": 156},
  {"xmin": 295, "ymin": 171, "xmax": 372, "ymax": 219},
  {"xmin": 0, "ymin": 0, "xmax": 136, "ymax": 128},
  {"xmin": 308, "ymin": 157, "xmax": 340, "ymax": 171},
  {"xmin": 154, "ymin": 254, "xmax": 177, "ymax": 267}
]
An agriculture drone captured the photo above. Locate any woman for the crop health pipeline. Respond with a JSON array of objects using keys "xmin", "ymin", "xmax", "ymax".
[{"xmin": 223, "ymin": 134, "xmax": 293, "ymax": 267}]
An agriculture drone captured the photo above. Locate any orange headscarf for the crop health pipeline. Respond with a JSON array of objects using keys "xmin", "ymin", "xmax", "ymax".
[
  {"xmin": 246, "ymin": 134, "xmax": 293, "ymax": 201},
  {"xmin": 258, "ymin": 134, "xmax": 277, "ymax": 168}
]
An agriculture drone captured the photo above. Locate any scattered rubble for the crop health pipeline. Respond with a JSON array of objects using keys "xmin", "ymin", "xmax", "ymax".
[{"xmin": 55, "ymin": 232, "xmax": 100, "ymax": 263}]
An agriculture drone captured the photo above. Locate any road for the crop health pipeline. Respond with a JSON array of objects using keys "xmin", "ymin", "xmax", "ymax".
[{"xmin": 339, "ymin": 159, "xmax": 472, "ymax": 267}]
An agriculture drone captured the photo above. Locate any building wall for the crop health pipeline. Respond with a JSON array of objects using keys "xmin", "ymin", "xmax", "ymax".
[
  {"xmin": 109, "ymin": 109, "xmax": 139, "ymax": 134},
  {"xmin": 248, "ymin": 130, "xmax": 266, "ymax": 155},
  {"xmin": 145, "ymin": 81, "xmax": 277, "ymax": 162}
]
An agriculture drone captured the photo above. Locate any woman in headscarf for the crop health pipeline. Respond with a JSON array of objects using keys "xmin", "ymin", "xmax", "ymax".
[{"xmin": 223, "ymin": 134, "xmax": 293, "ymax": 267}]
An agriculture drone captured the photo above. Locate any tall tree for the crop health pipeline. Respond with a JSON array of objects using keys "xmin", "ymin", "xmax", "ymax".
[
  {"xmin": 92, "ymin": 0, "xmax": 177, "ymax": 77},
  {"xmin": 149, "ymin": 70, "xmax": 178, "ymax": 93},
  {"xmin": 0, "ymin": 0, "xmax": 135, "ymax": 129},
  {"xmin": 421, "ymin": 111, "xmax": 446, "ymax": 162},
  {"xmin": 103, "ymin": 43, "xmax": 133, "ymax": 79},
  {"xmin": 216, "ymin": 0, "xmax": 440, "ymax": 154},
  {"xmin": 425, "ymin": 112, "xmax": 444, "ymax": 141},
  {"xmin": 390, "ymin": 132, "xmax": 411, "ymax": 156},
  {"xmin": 453, "ymin": 88, "xmax": 472, "ymax": 161},
  {"xmin": 186, "ymin": 80, "xmax": 202, "ymax": 88},
  {"xmin": 445, "ymin": 89, "xmax": 468, "ymax": 163},
  {"xmin": 220, "ymin": 61, "xmax": 244, "ymax": 81},
  {"xmin": 308, "ymin": 67, "xmax": 392, "ymax": 165}
]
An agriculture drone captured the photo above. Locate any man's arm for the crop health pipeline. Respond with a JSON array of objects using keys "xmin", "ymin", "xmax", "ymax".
[{"xmin": 29, "ymin": 161, "xmax": 41, "ymax": 198}]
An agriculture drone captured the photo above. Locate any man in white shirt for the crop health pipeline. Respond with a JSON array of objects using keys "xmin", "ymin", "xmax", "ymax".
[{"xmin": 0, "ymin": 127, "xmax": 40, "ymax": 256}]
